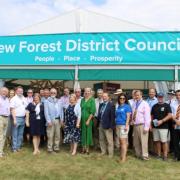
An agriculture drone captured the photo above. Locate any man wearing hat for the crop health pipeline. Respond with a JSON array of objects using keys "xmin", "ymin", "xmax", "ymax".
[
  {"xmin": 166, "ymin": 90, "xmax": 176, "ymax": 105},
  {"xmin": 151, "ymin": 92, "xmax": 172, "ymax": 161}
]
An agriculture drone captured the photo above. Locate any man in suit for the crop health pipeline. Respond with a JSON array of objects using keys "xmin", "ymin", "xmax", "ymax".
[{"xmin": 98, "ymin": 92, "xmax": 115, "ymax": 158}]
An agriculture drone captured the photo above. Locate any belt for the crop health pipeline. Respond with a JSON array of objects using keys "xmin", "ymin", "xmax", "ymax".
[
  {"xmin": 134, "ymin": 123, "xmax": 144, "ymax": 126},
  {"xmin": 0, "ymin": 115, "xmax": 8, "ymax": 118},
  {"xmin": 16, "ymin": 116, "xmax": 25, "ymax": 118}
]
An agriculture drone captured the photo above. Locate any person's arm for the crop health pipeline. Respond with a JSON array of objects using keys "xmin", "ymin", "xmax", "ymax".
[
  {"xmin": 110, "ymin": 104, "xmax": 115, "ymax": 129},
  {"xmin": 143, "ymin": 102, "xmax": 151, "ymax": 132},
  {"xmin": 75, "ymin": 104, "xmax": 81, "ymax": 128},
  {"xmin": 86, "ymin": 98, "xmax": 96, "ymax": 126},
  {"xmin": 158, "ymin": 113, "xmax": 172, "ymax": 126},
  {"xmin": 44, "ymin": 101, "xmax": 52, "ymax": 126},
  {"xmin": 25, "ymin": 111, "xmax": 30, "ymax": 127},
  {"xmin": 11, "ymin": 108, "xmax": 16, "ymax": 126},
  {"xmin": 158, "ymin": 104, "xmax": 172, "ymax": 126}
]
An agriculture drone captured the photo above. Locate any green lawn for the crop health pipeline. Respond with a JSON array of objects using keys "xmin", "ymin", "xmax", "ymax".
[{"xmin": 0, "ymin": 145, "xmax": 180, "ymax": 180}]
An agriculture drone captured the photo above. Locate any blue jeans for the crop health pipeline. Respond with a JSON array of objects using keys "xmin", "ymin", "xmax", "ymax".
[{"xmin": 12, "ymin": 117, "xmax": 25, "ymax": 151}]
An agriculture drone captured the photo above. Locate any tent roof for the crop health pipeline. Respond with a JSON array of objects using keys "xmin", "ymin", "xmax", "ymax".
[{"xmin": 12, "ymin": 9, "xmax": 154, "ymax": 35}]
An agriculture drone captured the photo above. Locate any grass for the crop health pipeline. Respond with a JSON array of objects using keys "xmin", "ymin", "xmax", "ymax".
[{"xmin": 0, "ymin": 144, "xmax": 180, "ymax": 180}]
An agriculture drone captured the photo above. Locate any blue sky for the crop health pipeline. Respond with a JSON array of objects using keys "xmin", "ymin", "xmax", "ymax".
[{"xmin": 1, "ymin": 0, "xmax": 180, "ymax": 35}]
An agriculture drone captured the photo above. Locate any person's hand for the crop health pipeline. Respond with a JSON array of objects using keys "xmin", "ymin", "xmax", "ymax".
[
  {"xmin": 149, "ymin": 125, "xmax": 153, "ymax": 132},
  {"xmin": 175, "ymin": 120, "xmax": 180, "ymax": 126},
  {"xmin": 13, "ymin": 119, "xmax": 17, "ymax": 127},
  {"xmin": 86, "ymin": 120, "xmax": 90, "ymax": 126},
  {"xmin": 172, "ymin": 115, "xmax": 177, "ymax": 121},
  {"xmin": 26, "ymin": 121, "xmax": 30, "ymax": 127},
  {"xmin": 143, "ymin": 129, "xmax": 148, "ymax": 134},
  {"xmin": 60, "ymin": 121, "xmax": 64, "ymax": 127},
  {"xmin": 125, "ymin": 125, "xmax": 129, "ymax": 131},
  {"xmin": 76, "ymin": 123, "xmax": 80, "ymax": 128},
  {"xmin": 157, "ymin": 120, "xmax": 163, "ymax": 126},
  {"xmin": 48, "ymin": 122, "xmax": 52, "ymax": 127}
]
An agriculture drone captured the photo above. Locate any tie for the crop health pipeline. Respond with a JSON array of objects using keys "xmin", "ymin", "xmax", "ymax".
[
  {"xmin": 176, "ymin": 105, "xmax": 180, "ymax": 119},
  {"xmin": 100, "ymin": 103, "xmax": 106, "ymax": 118}
]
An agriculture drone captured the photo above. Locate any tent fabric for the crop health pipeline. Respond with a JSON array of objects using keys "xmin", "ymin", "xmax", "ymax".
[{"xmin": 0, "ymin": 69, "xmax": 74, "ymax": 80}]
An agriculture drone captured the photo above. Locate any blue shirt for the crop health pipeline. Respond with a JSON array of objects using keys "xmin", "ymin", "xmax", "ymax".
[
  {"xmin": 115, "ymin": 104, "xmax": 131, "ymax": 125},
  {"xmin": 146, "ymin": 97, "xmax": 158, "ymax": 110}
]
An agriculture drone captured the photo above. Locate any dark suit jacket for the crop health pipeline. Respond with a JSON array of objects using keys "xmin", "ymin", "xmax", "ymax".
[{"xmin": 97, "ymin": 101, "xmax": 115, "ymax": 129}]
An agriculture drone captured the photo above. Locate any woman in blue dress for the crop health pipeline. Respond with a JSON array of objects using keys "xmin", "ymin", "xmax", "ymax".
[
  {"xmin": 64, "ymin": 94, "xmax": 81, "ymax": 155},
  {"xmin": 115, "ymin": 93, "xmax": 131, "ymax": 162},
  {"xmin": 26, "ymin": 95, "xmax": 45, "ymax": 155}
]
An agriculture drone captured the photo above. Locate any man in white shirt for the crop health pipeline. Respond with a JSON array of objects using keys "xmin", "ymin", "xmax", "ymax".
[
  {"xmin": 10, "ymin": 86, "xmax": 28, "ymax": 152},
  {"xmin": 74, "ymin": 88, "xmax": 82, "ymax": 105}
]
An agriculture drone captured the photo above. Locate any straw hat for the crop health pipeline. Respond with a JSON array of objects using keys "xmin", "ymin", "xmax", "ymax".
[{"xmin": 114, "ymin": 89, "xmax": 123, "ymax": 95}]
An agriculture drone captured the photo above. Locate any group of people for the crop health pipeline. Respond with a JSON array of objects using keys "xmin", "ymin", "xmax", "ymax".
[{"xmin": 0, "ymin": 85, "xmax": 180, "ymax": 163}]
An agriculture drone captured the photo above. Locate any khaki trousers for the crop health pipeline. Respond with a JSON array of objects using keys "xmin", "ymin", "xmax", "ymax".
[
  {"xmin": 133, "ymin": 124, "xmax": 149, "ymax": 158},
  {"xmin": 0, "ymin": 116, "xmax": 8, "ymax": 155},
  {"xmin": 99, "ymin": 124, "xmax": 114, "ymax": 157},
  {"xmin": 47, "ymin": 120, "xmax": 61, "ymax": 152}
]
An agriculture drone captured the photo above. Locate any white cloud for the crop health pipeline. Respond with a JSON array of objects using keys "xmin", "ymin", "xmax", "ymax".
[{"xmin": 1, "ymin": 0, "xmax": 180, "ymax": 35}]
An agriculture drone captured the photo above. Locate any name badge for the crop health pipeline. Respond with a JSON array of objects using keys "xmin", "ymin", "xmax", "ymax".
[{"xmin": 161, "ymin": 107, "xmax": 165, "ymax": 111}]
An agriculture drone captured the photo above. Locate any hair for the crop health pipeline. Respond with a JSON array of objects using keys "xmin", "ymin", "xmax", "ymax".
[
  {"xmin": 33, "ymin": 94, "xmax": 41, "ymax": 101},
  {"xmin": 97, "ymin": 89, "xmax": 103, "ymax": 93},
  {"xmin": 64, "ymin": 87, "xmax": 69, "ymax": 91},
  {"xmin": 15, "ymin": 86, "xmax": 23, "ymax": 91},
  {"xmin": 149, "ymin": 88, "xmax": 156, "ymax": 93},
  {"xmin": 175, "ymin": 89, "xmax": 180, "ymax": 94},
  {"xmin": 117, "ymin": 93, "xmax": 128, "ymax": 104},
  {"xmin": 50, "ymin": 88, "xmax": 57, "ymax": 93},
  {"xmin": 70, "ymin": 94, "xmax": 77, "ymax": 102},
  {"xmin": 134, "ymin": 90, "xmax": 143, "ymax": 96},
  {"xmin": 74, "ymin": 88, "xmax": 81, "ymax": 92}
]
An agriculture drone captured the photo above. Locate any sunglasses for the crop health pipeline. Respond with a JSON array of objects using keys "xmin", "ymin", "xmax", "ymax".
[
  {"xmin": 28, "ymin": 92, "xmax": 33, "ymax": 93},
  {"xmin": 51, "ymin": 92, "xmax": 56, "ymax": 94},
  {"xmin": 119, "ymin": 97, "xmax": 125, "ymax": 100}
]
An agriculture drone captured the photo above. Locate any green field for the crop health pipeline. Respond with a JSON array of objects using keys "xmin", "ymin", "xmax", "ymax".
[{"xmin": 0, "ymin": 145, "xmax": 180, "ymax": 180}]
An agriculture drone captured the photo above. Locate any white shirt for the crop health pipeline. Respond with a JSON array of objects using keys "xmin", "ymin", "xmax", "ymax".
[
  {"xmin": 95, "ymin": 98, "xmax": 103, "ymax": 117},
  {"xmin": 128, "ymin": 99, "xmax": 135, "ymax": 108},
  {"xmin": 170, "ymin": 99, "xmax": 180, "ymax": 129},
  {"xmin": 10, "ymin": 95, "xmax": 28, "ymax": 117},
  {"xmin": 74, "ymin": 103, "xmax": 81, "ymax": 120}
]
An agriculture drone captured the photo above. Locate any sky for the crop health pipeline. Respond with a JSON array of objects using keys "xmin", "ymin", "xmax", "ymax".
[{"xmin": 1, "ymin": 0, "xmax": 180, "ymax": 35}]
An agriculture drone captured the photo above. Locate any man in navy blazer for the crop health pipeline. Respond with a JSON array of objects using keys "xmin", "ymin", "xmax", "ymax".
[{"xmin": 98, "ymin": 92, "xmax": 115, "ymax": 157}]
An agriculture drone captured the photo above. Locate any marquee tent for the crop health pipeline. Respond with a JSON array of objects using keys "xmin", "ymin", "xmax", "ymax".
[{"xmin": 0, "ymin": 9, "xmax": 179, "ymax": 90}]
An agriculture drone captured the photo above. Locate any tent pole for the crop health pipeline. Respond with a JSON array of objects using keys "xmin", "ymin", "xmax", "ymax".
[{"xmin": 174, "ymin": 65, "xmax": 179, "ymax": 90}]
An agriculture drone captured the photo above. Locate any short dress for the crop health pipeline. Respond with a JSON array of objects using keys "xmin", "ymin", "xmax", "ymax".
[{"xmin": 26, "ymin": 103, "xmax": 46, "ymax": 136}]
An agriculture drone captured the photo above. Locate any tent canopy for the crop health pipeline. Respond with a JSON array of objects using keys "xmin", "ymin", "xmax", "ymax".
[{"xmin": 2, "ymin": 9, "xmax": 175, "ymax": 82}]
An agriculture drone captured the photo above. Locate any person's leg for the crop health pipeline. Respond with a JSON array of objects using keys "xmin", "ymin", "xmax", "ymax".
[
  {"xmin": 32, "ymin": 136, "xmax": 37, "ymax": 154},
  {"xmin": 162, "ymin": 142, "xmax": 168, "ymax": 159},
  {"xmin": 173, "ymin": 130, "xmax": 180, "ymax": 160},
  {"xmin": 17, "ymin": 118, "xmax": 25, "ymax": 150},
  {"xmin": 160, "ymin": 129, "xmax": 169, "ymax": 159},
  {"xmin": 99, "ymin": 125, "xmax": 107, "ymax": 155},
  {"xmin": 140, "ymin": 125, "xmax": 149, "ymax": 159},
  {"xmin": 0, "ymin": 117, "xmax": 4, "ymax": 156},
  {"xmin": 46, "ymin": 124, "xmax": 54, "ymax": 152},
  {"xmin": 72, "ymin": 143, "xmax": 78, "ymax": 155},
  {"xmin": 12, "ymin": 120, "xmax": 19, "ymax": 152},
  {"xmin": 133, "ymin": 126, "xmax": 141, "ymax": 158},
  {"xmin": 37, "ymin": 136, "xmax": 41, "ymax": 153},
  {"xmin": 120, "ymin": 138, "xmax": 128, "ymax": 162},
  {"xmin": 54, "ymin": 120, "xmax": 60, "ymax": 151},
  {"xmin": 155, "ymin": 141, "xmax": 161, "ymax": 156},
  {"xmin": 2, "ymin": 118, "xmax": 8, "ymax": 155},
  {"xmin": 104, "ymin": 128, "xmax": 114, "ymax": 158}
]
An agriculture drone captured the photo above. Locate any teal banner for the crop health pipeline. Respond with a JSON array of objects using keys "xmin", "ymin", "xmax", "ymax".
[{"xmin": 0, "ymin": 32, "xmax": 180, "ymax": 65}]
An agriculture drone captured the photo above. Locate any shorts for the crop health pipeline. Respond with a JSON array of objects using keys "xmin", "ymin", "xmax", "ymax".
[
  {"xmin": 152, "ymin": 128, "xmax": 169, "ymax": 143},
  {"xmin": 116, "ymin": 125, "xmax": 129, "ymax": 139}
]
